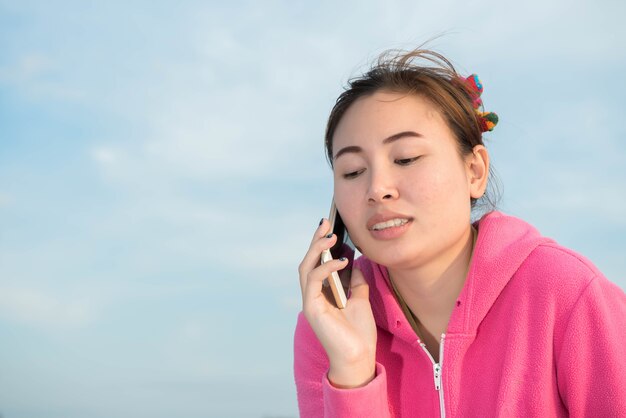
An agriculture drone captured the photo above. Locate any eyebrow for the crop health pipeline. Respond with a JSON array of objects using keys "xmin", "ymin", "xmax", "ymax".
[{"xmin": 333, "ymin": 131, "xmax": 423, "ymax": 161}]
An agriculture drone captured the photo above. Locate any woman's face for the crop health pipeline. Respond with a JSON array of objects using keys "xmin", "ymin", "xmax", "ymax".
[{"xmin": 332, "ymin": 91, "xmax": 479, "ymax": 270}]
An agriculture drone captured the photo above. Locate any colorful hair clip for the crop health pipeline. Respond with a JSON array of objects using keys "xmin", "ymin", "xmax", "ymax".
[
  {"xmin": 477, "ymin": 111, "xmax": 499, "ymax": 132},
  {"xmin": 464, "ymin": 74, "xmax": 484, "ymax": 108},
  {"xmin": 462, "ymin": 74, "xmax": 498, "ymax": 133}
]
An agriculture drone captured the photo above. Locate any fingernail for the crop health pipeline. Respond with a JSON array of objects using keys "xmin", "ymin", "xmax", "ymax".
[
  {"xmin": 319, "ymin": 218, "xmax": 324, "ymax": 226},
  {"xmin": 339, "ymin": 257, "xmax": 347, "ymax": 261},
  {"xmin": 325, "ymin": 233, "xmax": 333, "ymax": 238}
]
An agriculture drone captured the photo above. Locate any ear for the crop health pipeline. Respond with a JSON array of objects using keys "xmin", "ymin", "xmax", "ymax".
[{"xmin": 465, "ymin": 145, "xmax": 489, "ymax": 199}]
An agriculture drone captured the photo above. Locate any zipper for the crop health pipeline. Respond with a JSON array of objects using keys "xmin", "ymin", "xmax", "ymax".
[{"xmin": 419, "ymin": 333, "xmax": 446, "ymax": 418}]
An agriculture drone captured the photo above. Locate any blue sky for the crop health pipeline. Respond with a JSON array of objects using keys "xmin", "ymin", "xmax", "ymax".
[{"xmin": 1, "ymin": 1, "xmax": 625, "ymax": 417}]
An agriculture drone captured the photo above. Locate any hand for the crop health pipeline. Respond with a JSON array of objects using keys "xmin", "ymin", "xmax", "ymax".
[{"xmin": 298, "ymin": 219, "xmax": 377, "ymax": 388}]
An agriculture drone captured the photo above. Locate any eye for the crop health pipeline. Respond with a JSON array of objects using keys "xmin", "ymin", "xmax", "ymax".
[
  {"xmin": 395, "ymin": 156, "xmax": 420, "ymax": 166},
  {"xmin": 343, "ymin": 168, "xmax": 365, "ymax": 179}
]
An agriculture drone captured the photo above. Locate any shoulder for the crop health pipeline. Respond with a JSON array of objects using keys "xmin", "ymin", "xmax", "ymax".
[
  {"xmin": 516, "ymin": 240, "xmax": 607, "ymax": 300},
  {"xmin": 475, "ymin": 211, "xmax": 622, "ymax": 316},
  {"xmin": 507, "ymin": 232, "xmax": 625, "ymax": 331},
  {"xmin": 476, "ymin": 211, "xmax": 607, "ymax": 297},
  {"xmin": 526, "ymin": 241, "xmax": 601, "ymax": 277},
  {"xmin": 529, "ymin": 242, "xmax": 626, "ymax": 315}
]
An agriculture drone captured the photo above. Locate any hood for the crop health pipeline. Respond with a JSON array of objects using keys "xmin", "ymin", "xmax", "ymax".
[{"xmin": 354, "ymin": 211, "xmax": 553, "ymax": 342}]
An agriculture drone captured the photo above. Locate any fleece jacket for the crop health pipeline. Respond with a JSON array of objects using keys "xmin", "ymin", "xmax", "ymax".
[{"xmin": 294, "ymin": 211, "xmax": 626, "ymax": 417}]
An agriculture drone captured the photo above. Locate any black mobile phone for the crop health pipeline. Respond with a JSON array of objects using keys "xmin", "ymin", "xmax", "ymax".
[{"xmin": 320, "ymin": 200, "xmax": 355, "ymax": 309}]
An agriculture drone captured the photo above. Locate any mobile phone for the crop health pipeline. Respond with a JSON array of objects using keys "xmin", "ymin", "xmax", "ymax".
[{"xmin": 320, "ymin": 200, "xmax": 355, "ymax": 309}]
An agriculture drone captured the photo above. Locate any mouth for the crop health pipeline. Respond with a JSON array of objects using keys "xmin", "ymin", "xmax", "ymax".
[
  {"xmin": 369, "ymin": 218, "xmax": 410, "ymax": 231},
  {"xmin": 367, "ymin": 215, "xmax": 413, "ymax": 241}
]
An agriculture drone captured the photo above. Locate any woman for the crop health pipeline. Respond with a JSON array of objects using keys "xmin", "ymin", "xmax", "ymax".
[{"xmin": 294, "ymin": 48, "xmax": 626, "ymax": 417}]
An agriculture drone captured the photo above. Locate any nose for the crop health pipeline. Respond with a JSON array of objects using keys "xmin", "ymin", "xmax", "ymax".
[{"xmin": 366, "ymin": 167, "xmax": 399, "ymax": 204}]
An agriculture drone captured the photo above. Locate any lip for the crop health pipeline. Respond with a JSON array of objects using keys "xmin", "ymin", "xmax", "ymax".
[
  {"xmin": 366, "ymin": 211, "xmax": 413, "ymax": 229},
  {"xmin": 367, "ymin": 211, "xmax": 413, "ymax": 240}
]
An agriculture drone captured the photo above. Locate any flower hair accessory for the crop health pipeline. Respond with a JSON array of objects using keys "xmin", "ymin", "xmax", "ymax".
[{"xmin": 462, "ymin": 74, "xmax": 499, "ymax": 132}]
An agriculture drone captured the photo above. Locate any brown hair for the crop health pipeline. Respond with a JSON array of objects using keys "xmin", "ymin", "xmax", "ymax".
[{"xmin": 324, "ymin": 47, "xmax": 500, "ymax": 212}]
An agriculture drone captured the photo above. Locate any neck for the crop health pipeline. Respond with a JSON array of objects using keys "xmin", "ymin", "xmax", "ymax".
[{"xmin": 388, "ymin": 225, "xmax": 476, "ymax": 338}]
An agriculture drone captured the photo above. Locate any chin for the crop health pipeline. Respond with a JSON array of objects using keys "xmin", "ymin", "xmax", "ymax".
[{"xmin": 359, "ymin": 243, "xmax": 418, "ymax": 269}]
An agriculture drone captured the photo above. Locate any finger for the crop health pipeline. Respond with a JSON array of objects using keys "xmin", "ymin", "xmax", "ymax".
[
  {"xmin": 299, "ymin": 232, "xmax": 337, "ymax": 285},
  {"xmin": 304, "ymin": 258, "xmax": 350, "ymax": 308},
  {"xmin": 298, "ymin": 232, "xmax": 338, "ymax": 290},
  {"xmin": 348, "ymin": 267, "xmax": 369, "ymax": 300},
  {"xmin": 299, "ymin": 218, "xmax": 333, "ymax": 278},
  {"xmin": 310, "ymin": 218, "xmax": 332, "ymax": 246}
]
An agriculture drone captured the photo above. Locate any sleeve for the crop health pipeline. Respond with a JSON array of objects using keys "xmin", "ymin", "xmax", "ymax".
[
  {"xmin": 294, "ymin": 312, "xmax": 392, "ymax": 418},
  {"xmin": 555, "ymin": 275, "xmax": 626, "ymax": 417}
]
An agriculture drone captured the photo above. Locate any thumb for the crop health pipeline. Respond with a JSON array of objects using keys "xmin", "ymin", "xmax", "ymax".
[{"xmin": 349, "ymin": 267, "xmax": 369, "ymax": 300}]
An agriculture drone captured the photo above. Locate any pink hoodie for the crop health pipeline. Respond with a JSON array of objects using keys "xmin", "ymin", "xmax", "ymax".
[{"xmin": 294, "ymin": 211, "xmax": 626, "ymax": 417}]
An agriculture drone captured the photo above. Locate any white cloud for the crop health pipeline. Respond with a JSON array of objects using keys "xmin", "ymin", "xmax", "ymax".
[
  {"xmin": 0, "ymin": 52, "xmax": 86, "ymax": 101},
  {"xmin": 14, "ymin": 53, "xmax": 54, "ymax": 78},
  {"xmin": 520, "ymin": 184, "xmax": 626, "ymax": 226},
  {"xmin": 0, "ymin": 192, "xmax": 14, "ymax": 207},
  {"xmin": 0, "ymin": 286, "xmax": 97, "ymax": 329},
  {"xmin": 91, "ymin": 146, "xmax": 119, "ymax": 165}
]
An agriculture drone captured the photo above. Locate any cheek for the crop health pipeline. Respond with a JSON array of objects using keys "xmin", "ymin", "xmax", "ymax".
[
  {"xmin": 333, "ymin": 182, "xmax": 360, "ymax": 220},
  {"xmin": 333, "ymin": 181, "xmax": 366, "ymax": 244},
  {"xmin": 404, "ymin": 163, "xmax": 470, "ymax": 210}
]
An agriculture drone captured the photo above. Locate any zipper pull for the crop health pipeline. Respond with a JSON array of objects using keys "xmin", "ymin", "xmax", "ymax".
[{"xmin": 433, "ymin": 363, "xmax": 441, "ymax": 391}]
